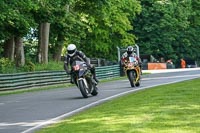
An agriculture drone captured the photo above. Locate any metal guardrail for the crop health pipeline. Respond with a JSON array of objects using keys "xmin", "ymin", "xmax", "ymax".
[
  {"xmin": 0, "ymin": 71, "xmax": 69, "ymax": 91},
  {"xmin": 96, "ymin": 64, "xmax": 120, "ymax": 79},
  {"xmin": 0, "ymin": 64, "xmax": 120, "ymax": 91}
]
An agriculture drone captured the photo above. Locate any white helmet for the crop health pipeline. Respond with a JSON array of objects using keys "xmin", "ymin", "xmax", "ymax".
[
  {"xmin": 67, "ymin": 44, "xmax": 77, "ymax": 57},
  {"xmin": 127, "ymin": 46, "xmax": 133, "ymax": 54}
]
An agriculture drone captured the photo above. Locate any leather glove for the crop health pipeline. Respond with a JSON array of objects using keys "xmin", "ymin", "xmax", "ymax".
[
  {"xmin": 66, "ymin": 71, "xmax": 71, "ymax": 75},
  {"xmin": 87, "ymin": 64, "xmax": 92, "ymax": 69}
]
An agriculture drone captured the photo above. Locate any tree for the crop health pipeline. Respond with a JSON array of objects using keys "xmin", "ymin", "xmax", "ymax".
[
  {"xmin": 186, "ymin": 0, "xmax": 200, "ymax": 62},
  {"xmin": 73, "ymin": 0, "xmax": 141, "ymax": 61},
  {"xmin": 49, "ymin": 1, "xmax": 87, "ymax": 62},
  {"xmin": 31, "ymin": 0, "xmax": 52, "ymax": 64},
  {"xmin": 38, "ymin": 22, "xmax": 50, "ymax": 64},
  {"xmin": 133, "ymin": 0, "xmax": 193, "ymax": 63},
  {"xmin": 1, "ymin": 0, "xmax": 36, "ymax": 67},
  {"xmin": 15, "ymin": 37, "xmax": 25, "ymax": 67},
  {"xmin": 32, "ymin": 0, "xmax": 79, "ymax": 63}
]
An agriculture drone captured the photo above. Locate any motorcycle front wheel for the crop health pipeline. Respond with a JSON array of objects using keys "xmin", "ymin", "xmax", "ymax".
[
  {"xmin": 78, "ymin": 79, "xmax": 89, "ymax": 98},
  {"xmin": 127, "ymin": 71, "xmax": 136, "ymax": 87}
]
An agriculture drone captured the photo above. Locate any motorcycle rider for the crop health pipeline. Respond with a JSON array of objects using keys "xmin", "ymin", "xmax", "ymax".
[
  {"xmin": 64, "ymin": 44, "xmax": 99, "ymax": 84},
  {"xmin": 121, "ymin": 46, "xmax": 142, "ymax": 74}
]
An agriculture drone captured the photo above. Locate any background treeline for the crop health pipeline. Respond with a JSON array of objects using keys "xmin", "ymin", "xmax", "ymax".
[
  {"xmin": 0, "ymin": 0, "xmax": 200, "ymax": 73},
  {"xmin": 133, "ymin": 0, "xmax": 200, "ymax": 67}
]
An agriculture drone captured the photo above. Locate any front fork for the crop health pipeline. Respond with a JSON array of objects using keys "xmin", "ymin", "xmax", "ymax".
[{"xmin": 135, "ymin": 67, "xmax": 141, "ymax": 82}]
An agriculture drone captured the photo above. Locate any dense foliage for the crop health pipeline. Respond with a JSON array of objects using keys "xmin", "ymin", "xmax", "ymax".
[
  {"xmin": 0, "ymin": 0, "xmax": 200, "ymax": 73},
  {"xmin": 133, "ymin": 0, "xmax": 200, "ymax": 65}
]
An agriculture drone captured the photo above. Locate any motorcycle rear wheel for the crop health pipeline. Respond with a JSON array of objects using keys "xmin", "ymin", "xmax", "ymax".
[{"xmin": 91, "ymin": 84, "xmax": 98, "ymax": 96}]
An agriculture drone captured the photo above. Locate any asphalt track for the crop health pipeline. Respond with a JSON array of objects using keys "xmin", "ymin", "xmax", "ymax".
[{"xmin": 0, "ymin": 68, "xmax": 200, "ymax": 133}]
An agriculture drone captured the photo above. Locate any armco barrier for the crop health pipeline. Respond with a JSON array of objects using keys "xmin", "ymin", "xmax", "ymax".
[
  {"xmin": 0, "ymin": 64, "xmax": 120, "ymax": 91},
  {"xmin": 0, "ymin": 71, "xmax": 69, "ymax": 91},
  {"xmin": 96, "ymin": 64, "xmax": 120, "ymax": 79}
]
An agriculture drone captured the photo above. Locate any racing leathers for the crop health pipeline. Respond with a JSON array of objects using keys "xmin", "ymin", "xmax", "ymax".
[
  {"xmin": 121, "ymin": 52, "xmax": 142, "ymax": 74},
  {"xmin": 64, "ymin": 50, "xmax": 99, "ymax": 84}
]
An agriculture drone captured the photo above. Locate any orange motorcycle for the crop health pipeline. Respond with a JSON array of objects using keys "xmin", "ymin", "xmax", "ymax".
[{"xmin": 123, "ymin": 57, "xmax": 141, "ymax": 87}]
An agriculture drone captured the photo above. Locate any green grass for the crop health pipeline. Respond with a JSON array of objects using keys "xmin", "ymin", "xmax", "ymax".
[
  {"xmin": 37, "ymin": 78, "xmax": 200, "ymax": 133},
  {"xmin": 34, "ymin": 61, "xmax": 64, "ymax": 71}
]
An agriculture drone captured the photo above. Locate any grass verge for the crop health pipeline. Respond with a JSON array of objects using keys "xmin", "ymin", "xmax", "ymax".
[{"xmin": 37, "ymin": 78, "xmax": 200, "ymax": 133}]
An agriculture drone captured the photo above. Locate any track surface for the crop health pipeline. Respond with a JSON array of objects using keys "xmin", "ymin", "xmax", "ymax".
[{"xmin": 0, "ymin": 68, "xmax": 200, "ymax": 133}]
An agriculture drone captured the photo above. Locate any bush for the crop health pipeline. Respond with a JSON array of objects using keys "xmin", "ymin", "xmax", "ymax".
[
  {"xmin": 0, "ymin": 58, "xmax": 15, "ymax": 73},
  {"xmin": 0, "ymin": 59, "xmax": 63, "ymax": 74},
  {"xmin": 22, "ymin": 60, "xmax": 35, "ymax": 72}
]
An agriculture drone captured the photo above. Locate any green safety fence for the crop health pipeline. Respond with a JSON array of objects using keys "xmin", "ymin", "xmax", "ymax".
[
  {"xmin": 0, "ymin": 64, "xmax": 120, "ymax": 91},
  {"xmin": 96, "ymin": 64, "xmax": 120, "ymax": 79}
]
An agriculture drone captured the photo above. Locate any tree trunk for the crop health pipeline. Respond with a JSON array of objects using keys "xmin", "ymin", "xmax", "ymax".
[
  {"xmin": 52, "ymin": 34, "xmax": 64, "ymax": 62},
  {"xmin": 38, "ymin": 22, "xmax": 50, "ymax": 64},
  {"xmin": 15, "ymin": 37, "xmax": 25, "ymax": 67},
  {"xmin": 3, "ymin": 36, "xmax": 15, "ymax": 61}
]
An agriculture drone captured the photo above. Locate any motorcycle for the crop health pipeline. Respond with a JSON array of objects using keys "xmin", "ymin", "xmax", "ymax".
[
  {"xmin": 71, "ymin": 60, "xmax": 98, "ymax": 98},
  {"xmin": 123, "ymin": 57, "xmax": 141, "ymax": 87}
]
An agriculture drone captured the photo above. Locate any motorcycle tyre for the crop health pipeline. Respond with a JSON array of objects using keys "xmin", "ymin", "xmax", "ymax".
[
  {"xmin": 78, "ymin": 80, "xmax": 89, "ymax": 98},
  {"xmin": 135, "ymin": 80, "xmax": 140, "ymax": 87},
  {"xmin": 91, "ymin": 84, "xmax": 98, "ymax": 96},
  {"xmin": 135, "ymin": 74, "xmax": 141, "ymax": 87},
  {"xmin": 128, "ymin": 71, "xmax": 136, "ymax": 87}
]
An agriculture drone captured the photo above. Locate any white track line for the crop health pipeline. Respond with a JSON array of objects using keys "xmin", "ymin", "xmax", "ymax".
[
  {"xmin": 142, "ymin": 74, "xmax": 200, "ymax": 80},
  {"xmin": 143, "ymin": 67, "xmax": 200, "ymax": 73}
]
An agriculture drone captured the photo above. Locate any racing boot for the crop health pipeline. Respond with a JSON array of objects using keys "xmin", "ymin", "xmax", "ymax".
[
  {"xmin": 70, "ymin": 74, "xmax": 75, "ymax": 84},
  {"xmin": 93, "ymin": 75, "xmax": 99, "ymax": 84},
  {"xmin": 90, "ymin": 66, "xmax": 99, "ymax": 85}
]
